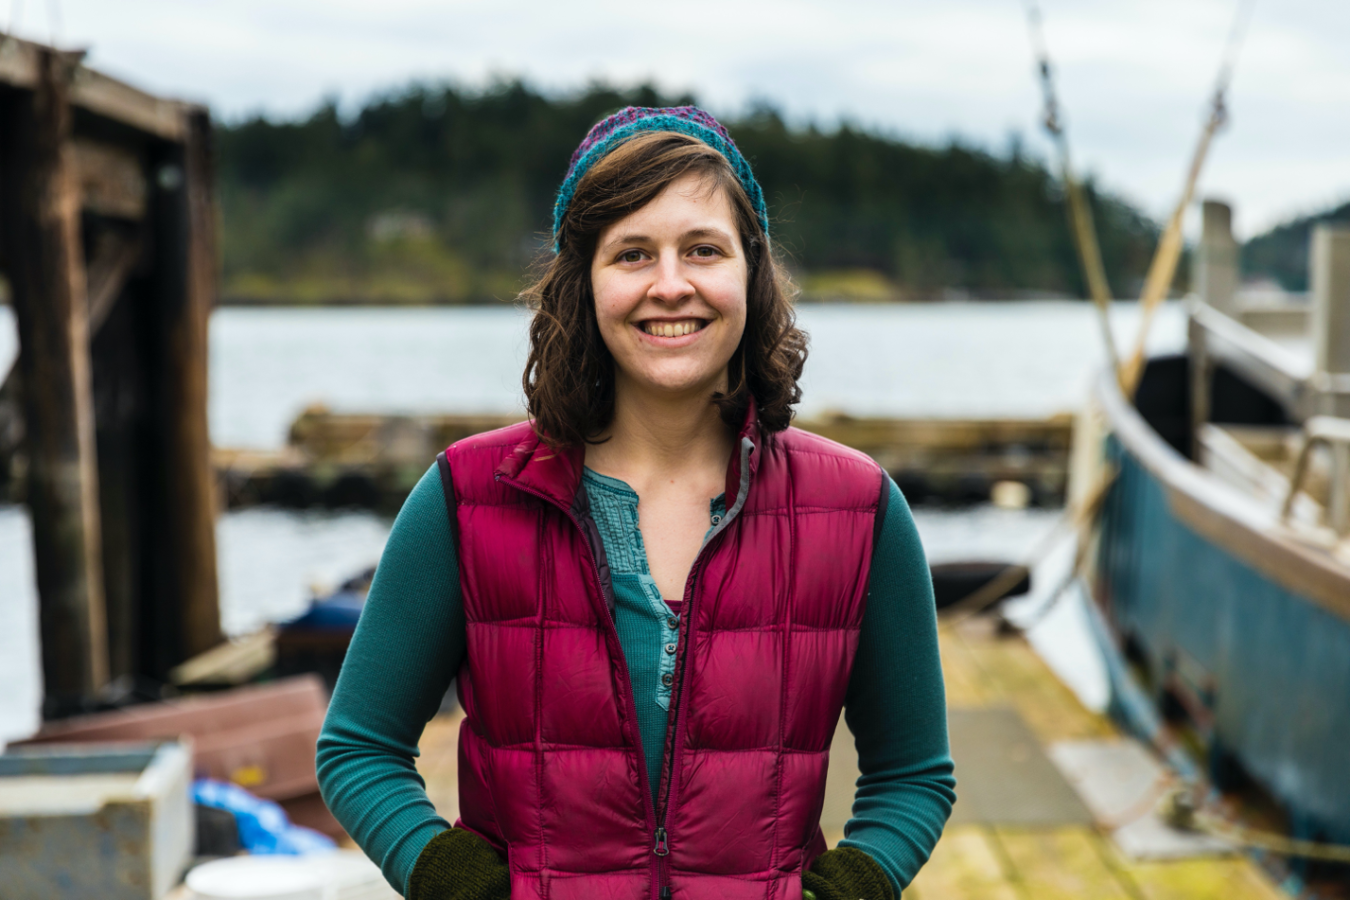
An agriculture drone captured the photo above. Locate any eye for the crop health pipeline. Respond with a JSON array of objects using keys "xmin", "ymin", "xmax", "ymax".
[
  {"xmin": 690, "ymin": 245, "xmax": 721, "ymax": 259},
  {"xmin": 618, "ymin": 249, "xmax": 646, "ymax": 263}
]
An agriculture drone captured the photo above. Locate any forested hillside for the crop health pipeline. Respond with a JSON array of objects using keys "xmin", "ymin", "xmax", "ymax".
[
  {"xmin": 216, "ymin": 81, "xmax": 1161, "ymax": 304},
  {"xmin": 1242, "ymin": 200, "xmax": 1350, "ymax": 291}
]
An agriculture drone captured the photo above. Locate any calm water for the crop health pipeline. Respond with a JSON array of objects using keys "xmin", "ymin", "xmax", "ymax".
[
  {"xmin": 206, "ymin": 302, "xmax": 1184, "ymax": 449},
  {"xmin": 0, "ymin": 302, "xmax": 1185, "ymax": 743}
]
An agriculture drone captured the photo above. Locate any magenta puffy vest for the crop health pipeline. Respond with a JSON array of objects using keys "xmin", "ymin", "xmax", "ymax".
[{"xmin": 436, "ymin": 411, "xmax": 887, "ymax": 900}]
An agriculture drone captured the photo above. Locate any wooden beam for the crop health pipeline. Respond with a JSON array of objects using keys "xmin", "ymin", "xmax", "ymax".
[
  {"xmin": 0, "ymin": 48, "xmax": 109, "ymax": 713},
  {"xmin": 0, "ymin": 225, "xmax": 144, "ymax": 479},
  {"xmin": 86, "ymin": 227, "xmax": 144, "ymax": 331},
  {"xmin": 175, "ymin": 109, "xmax": 223, "ymax": 658},
  {"xmin": 1195, "ymin": 200, "xmax": 1238, "ymax": 315},
  {"xmin": 74, "ymin": 139, "xmax": 148, "ymax": 221},
  {"xmin": 1310, "ymin": 225, "xmax": 1350, "ymax": 418},
  {"xmin": 142, "ymin": 108, "xmax": 221, "ymax": 674},
  {"xmin": 0, "ymin": 32, "xmax": 188, "ymax": 140}
]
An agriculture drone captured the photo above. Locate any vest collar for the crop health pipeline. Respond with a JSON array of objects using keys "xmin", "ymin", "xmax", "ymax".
[
  {"xmin": 493, "ymin": 426, "xmax": 585, "ymax": 513},
  {"xmin": 724, "ymin": 397, "xmax": 760, "ymax": 507},
  {"xmin": 495, "ymin": 399, "xmax": 762, "ymax": 515}
]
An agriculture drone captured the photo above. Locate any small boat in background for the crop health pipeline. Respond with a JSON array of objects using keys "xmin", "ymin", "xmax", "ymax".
[
  {"xmin": 274, "ymin": 568, "xmax": 374, "ymax": 692},
  {"xmin": 1084, "ymin": 206, "xmax": 1350, "ymax": 888},
  {"xmin": 12, "ymin": 677, "xmax": 341, "ymax": 839}
]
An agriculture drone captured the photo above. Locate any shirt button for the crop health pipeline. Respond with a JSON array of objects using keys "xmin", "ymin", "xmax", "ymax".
[
  {"xmin": 665, "ymin": 643, "xmax": 677, "ymax": 655},
  {"xmin": 667, "ymin": 617, "xmax": 679, "ymax": 630},
  {"xmin": 661, "ymin": 673, "xmax": 674, "ymax": 687},
  {"xmin": 711, "ymin": 514, "xmax": 722, "ymax": 525}
]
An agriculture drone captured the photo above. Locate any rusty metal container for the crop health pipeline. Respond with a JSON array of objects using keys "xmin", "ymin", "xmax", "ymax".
[
  {"xmin": 0, "ymin": 741, "xmax": 193, "ymax": 899},
  {"xmin": 15, "ymin": 676, "xmax": 337, "ymax": 836}
]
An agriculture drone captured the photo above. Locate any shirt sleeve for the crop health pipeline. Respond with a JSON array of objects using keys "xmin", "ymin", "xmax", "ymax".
[
  {"xmin": 316, "ymin": 463, "xmax": 465, "ymax": 895},
  {"xmin": 838, "ymin": 477, "xmax": 957, "ymax": 896}
]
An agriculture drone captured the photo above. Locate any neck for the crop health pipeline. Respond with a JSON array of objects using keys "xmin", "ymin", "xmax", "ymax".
[{"xmin": 585, "ymin": 373, "xmax": 736, "ymax": 486}]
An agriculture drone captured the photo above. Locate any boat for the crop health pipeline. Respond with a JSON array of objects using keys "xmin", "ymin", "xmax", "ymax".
[
  {"xmin": 274, "ymin": 568, "xmax": 374, "ymax": 692},
  {"xmin": 13, "ymin": 676, "xmax": 342, "ymax": 839},
  {"xmin": 1083, "ymin": 201, "xmax": 1350, "ymax": 887}
]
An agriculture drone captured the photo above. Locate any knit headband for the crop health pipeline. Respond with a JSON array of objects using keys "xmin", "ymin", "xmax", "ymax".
[{"xmin": 551, "ymin": 105, "xmax": 770, "ymax": 250}]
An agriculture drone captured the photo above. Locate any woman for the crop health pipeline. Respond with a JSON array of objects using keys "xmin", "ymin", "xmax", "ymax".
[{"xmin": 317, "ymin": 107, "xmax": 955, "ymax": 900}]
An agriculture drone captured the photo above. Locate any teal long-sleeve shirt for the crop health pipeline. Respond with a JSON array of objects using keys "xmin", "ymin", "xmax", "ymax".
[{"xmin": 317, "ymin": 463, "xmax": 955, "ymax": 897}]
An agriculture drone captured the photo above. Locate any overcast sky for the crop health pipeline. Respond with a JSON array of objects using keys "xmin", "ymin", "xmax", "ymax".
[{"xmin": 10, "ymin": 0, "xmax": 1350, "ymax": 239}]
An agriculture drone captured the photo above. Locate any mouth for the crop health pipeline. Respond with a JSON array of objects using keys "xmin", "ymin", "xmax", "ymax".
[{"xmin": 637, "ymin": 318, "xmax": 709, "ymax": 338}]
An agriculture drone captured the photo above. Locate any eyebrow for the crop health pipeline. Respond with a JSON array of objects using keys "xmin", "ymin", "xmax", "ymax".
[{"xmin": 601, "ymin": 227, "xmax": 736, "ymax": 254}]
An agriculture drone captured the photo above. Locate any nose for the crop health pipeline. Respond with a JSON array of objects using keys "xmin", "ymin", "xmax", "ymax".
[{"xmin": 646, "ymin": 251, "xmax": 694, "ymax": 305}]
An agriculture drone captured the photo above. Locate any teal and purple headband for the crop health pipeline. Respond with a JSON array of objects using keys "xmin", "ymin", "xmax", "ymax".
[{"xmin": 551, "ymin": 106, "xmax": 770, "ymax": 250}]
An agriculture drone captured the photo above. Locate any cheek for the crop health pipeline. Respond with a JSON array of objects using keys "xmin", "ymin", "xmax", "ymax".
[
  {"xmin": 590, "ymin": 275, "xmax": 625, "ymax": 332},
  {"xmin": 712, "ymin": 276, "xmax": 749, "ymax": 340}
]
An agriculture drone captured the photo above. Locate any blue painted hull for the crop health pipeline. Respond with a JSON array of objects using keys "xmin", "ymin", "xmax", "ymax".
[{"xmin": 1093, "ymin": 372, "xmax": 1350, "ymax": 846}]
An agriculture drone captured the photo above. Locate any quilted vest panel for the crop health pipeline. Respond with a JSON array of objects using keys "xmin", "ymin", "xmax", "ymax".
[{"xmin": 440, "ymin": 417, "xmax": 884, "ymax": 900}]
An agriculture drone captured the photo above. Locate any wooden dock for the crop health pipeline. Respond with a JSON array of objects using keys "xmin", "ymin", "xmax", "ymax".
[
  {"xmin": 212, "ymin": 407, "xmax": 1074, "ymax": 512},
  {"xmin": 409, "ymin": 618, "xmax": 1285, "ymax": 899}
]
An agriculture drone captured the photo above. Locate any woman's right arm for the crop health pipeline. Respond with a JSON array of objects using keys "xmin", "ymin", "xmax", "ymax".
[{"xmin": 317, "ymin": 463, "xmax": 493, "ymax": 896}]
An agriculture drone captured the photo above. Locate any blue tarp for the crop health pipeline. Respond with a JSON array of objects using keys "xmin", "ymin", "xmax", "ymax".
[
  {"xmin": 192, "ymin": 779, "xmax": 336, "ymax": 855},
  {"xmin": 281, "ymin": 589, "xmax": 365, "ymax": 631}
]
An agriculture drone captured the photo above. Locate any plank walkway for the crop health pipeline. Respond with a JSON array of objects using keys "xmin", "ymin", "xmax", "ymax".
[{"xmin": 414, "ymin": 617, "xmax": 1286, "ymax": 899}]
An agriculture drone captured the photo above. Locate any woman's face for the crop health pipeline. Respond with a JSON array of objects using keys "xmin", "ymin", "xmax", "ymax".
[{"xmin": 591, "ymin": 172, "xmax": 748, "ymax": 403}]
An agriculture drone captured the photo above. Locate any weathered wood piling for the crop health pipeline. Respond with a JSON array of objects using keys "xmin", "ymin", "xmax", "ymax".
[
  {"xmin": 0, "ymin": 47, "xmax": 108, "ymax": 709},
  {"xmin": 0, "ymin": 33, "xmax": 221, "ymax": 714}
]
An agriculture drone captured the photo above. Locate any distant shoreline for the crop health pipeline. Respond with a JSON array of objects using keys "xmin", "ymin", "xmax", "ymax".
[{"xmin": 215, "ymin": 289, "xmax": 1087, "ymax": 308}]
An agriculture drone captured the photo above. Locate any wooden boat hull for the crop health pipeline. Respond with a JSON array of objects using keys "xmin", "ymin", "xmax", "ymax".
[
  {"xmin": 13, "ymin": 676, "xmax": 340, "ymax": 838},
  {"xmin": 1090, "ymin": 357, "xmax": 1350, "ymax": 847}
]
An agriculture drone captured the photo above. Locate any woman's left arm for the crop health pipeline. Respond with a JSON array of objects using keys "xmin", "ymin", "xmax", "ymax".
[{"xmin": 814, "ymin": 477, "xmax": 956, "ymax": 900}]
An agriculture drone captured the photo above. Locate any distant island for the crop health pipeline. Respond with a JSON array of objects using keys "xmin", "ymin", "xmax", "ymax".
[
  {"xmin": 1242, "ymin": 200, "xmax": 1350, "ymax": 292},
  {"xmin": 213, "ymin": 80, "xmax": 1320, "ymax": 306}
]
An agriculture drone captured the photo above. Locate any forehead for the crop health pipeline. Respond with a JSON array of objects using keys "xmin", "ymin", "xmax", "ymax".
[{"xmin": 600, "ymin": 172, "xmax": 738, "ymax": 243}]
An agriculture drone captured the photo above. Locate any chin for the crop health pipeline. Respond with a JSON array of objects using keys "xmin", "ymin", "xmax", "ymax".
[{"xmin": 631, "ymin": 367, "xmax": 727, "ymax": 398}]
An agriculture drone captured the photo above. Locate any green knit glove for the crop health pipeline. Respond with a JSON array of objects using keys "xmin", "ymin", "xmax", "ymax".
[
  {"xmin": 802, "ymin": 847, "xmax": 895, "ymax": 900},
  {"xmin": 407, "ymin": 827, "xmax": 511, "ymax": 900}
]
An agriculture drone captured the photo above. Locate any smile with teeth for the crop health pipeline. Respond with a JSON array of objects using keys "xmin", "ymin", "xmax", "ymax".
[{"xmin": 640, "ymin": 319, "xmax": 707, "ymax": 337}]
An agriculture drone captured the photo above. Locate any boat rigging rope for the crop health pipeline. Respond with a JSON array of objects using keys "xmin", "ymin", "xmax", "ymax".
[
  {"xmin": 1022, "ymin": 0, "xmax": 1124, "ymax": 388},
  {"xmin": 1161, "ymin": 789, "xmax": 1350, "ymax": 863},
  {"xmin": 1119, "ymin": 0, "xmax": 1258, "ymax": 396}
]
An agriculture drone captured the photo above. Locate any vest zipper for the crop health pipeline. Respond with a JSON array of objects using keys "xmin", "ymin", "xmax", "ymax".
[
  {"xmin": 497, "ymin": 473, "xmax": 665, "ymax": 900},
  {"xmin": 655, "ymin": 826, "xmax": 671, "ymax": 900},
  {"xmin": 652, "ymin": 556, "xmax": 701, "ymax": 900},
  {"xmin": 651, "ymin": 436, "xmax": 753, "ymax": 900},
  {"xmin": 500, "ymin": 435, "xmax": 752, "ymax": 900}
]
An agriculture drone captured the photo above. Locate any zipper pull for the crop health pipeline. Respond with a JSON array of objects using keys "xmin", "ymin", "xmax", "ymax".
[
  {"xmin": 653, "ymin": 826, "xmax": 669, "ymax": 856},
  {"xmin": 660, "ymin": 888, "xmax": 672, "ymax": 900}
]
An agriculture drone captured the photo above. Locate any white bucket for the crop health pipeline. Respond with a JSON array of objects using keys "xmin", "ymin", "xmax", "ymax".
[
  {"xmin": 186, "ymin": 852, "xmax": 396, "ymax": 900},
  {"xmin": 186, "ymin": 856, "xmax": 332, "ymax": 900}
]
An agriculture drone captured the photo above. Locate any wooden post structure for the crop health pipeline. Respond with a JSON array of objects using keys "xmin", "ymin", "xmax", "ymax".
[
  {"xmin": 168, "ymin": 108, "xmax": 223, "ymax": 661},
  {"xmin": 1311, "ymin": 225, "xmax": 1350, "ymax": 419},
  {"xmin": 1, "ymin": 32, "xmax": 225, "ymax": 709},
  {"xmin": 1195, "ymin": 200, "xmax": 1238, "ymax": 315},
  {"xmin": 0, "ymin": 49, "xmax": 109, "ymax": 713},
  {"xmin": 141, "ymin": 108, "xmax": 222, "ymax": 675},
  {"xmin": 1188, "ymin": 200, "xmax": 1240, "ymax": 460}
]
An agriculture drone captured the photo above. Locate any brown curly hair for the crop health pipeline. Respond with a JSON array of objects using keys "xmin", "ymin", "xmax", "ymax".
[{"xmin": 522, "ymin": 131, "xmax": 807, "ymax": 447}]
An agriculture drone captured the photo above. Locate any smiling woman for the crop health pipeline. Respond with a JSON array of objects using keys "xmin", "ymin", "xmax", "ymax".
[
  {"xmin": 523, "ymin": 127, "xmax": 805, "ymax": 449},
  {"xmin": 317, "ymin": 107, "xmax": 956, "ymax": 900}
]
